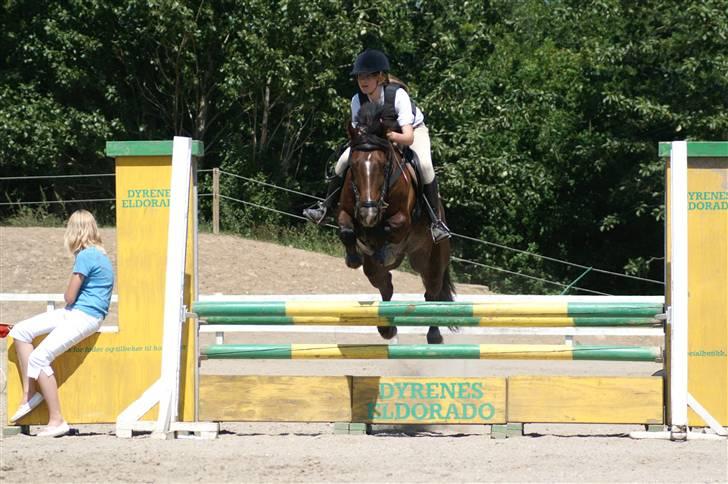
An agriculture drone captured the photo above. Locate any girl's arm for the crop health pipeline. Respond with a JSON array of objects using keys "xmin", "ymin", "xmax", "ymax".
[
  {"xmin": 64, "ymin": 272, "xmax": 85, "ymax": 306},
  {"xmin": 387, "ymin": 124, "xmax": 414, "ymax": 146}
]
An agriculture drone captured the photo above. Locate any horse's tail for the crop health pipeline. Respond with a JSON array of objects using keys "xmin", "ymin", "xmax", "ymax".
[{"xmin": 440, "ymin": 266, "xmax": 456, "ymax": 302}]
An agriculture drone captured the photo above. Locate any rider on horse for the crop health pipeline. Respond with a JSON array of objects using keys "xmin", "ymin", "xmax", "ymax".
[{"xmin": 304, "ymin": 49, "xmax": 451, "ymax": 243}]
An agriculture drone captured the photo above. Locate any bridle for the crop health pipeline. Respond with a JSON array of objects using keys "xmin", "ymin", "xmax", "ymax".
[{"xmin": 349, "ymin": 129, "xmax": 402, "ymax": 224}]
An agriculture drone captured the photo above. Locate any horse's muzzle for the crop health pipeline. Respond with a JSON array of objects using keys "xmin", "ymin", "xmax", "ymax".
[{"xmin": 358, "ymin": 206, "xmax": 380, "ymax": 227}]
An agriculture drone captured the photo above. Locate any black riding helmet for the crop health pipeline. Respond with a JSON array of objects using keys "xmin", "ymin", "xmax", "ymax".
[{"xmin": 350, "ymin": 49, "xmax": 390, "ymax": 76}]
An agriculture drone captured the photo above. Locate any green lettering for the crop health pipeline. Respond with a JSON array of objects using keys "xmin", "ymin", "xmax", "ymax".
[
  {"xmin": 411, "ymin": 382, "xmax": 425, "ymax": 399},
  {"xmin": 367, "ymin": 403, "xmax": 380, "ymax": 419},
  {"xmin": 440, "ymin": 382, "xmax": 456, "ymax": 399},
  {"xmin": 430, "ymin": 403, "xmax": 444, "ymax": 420},
  {"xmin": 470, "ymin": 382, "xmax": 484, "ymax": 399},
  {"xmin": 379, "ymin": 383, "xmax": 394, "ymax": 399},
  {"xmin": 462, "ymin": 403, "xmax": 477, "ymax": 419},
  {"xmin": 457, "ymin": 382, "xmax": 470, "ymax": 399},
  {"xmin": 426, "ymin": 382, "xmax": 439, "ymax": 399},
  {"xmin": 395, "ymin": 403, "xmax": 410, "ymax": 419},
  {"xmin": 411, "ymin": 403, "xmax": 428, "ymax": 420},
  {"xmin": 478, "ymin": 403, "xmax": 495, "ymax": 420},
  {"xmin": 445, "ymin": 403, "xmax": 461, "ymax": 420}
]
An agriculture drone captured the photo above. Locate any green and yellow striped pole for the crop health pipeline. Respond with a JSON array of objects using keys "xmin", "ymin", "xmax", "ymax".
[
  {"xmin": 201, "ymin": 344, "xmax": 662, "ymax": 362},
  {"xmin": 192, "ymin": 301, "xmax": 663, "ymax": 327}
]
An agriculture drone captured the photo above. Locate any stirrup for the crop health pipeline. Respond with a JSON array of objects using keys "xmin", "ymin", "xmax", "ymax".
[
  {"xmin": 430, "ymin": 220, "xmax": 451, "ymax": 243},
  {"xmin": 303, "ymin": 203, "xmax": 328, "ymax": 225}
]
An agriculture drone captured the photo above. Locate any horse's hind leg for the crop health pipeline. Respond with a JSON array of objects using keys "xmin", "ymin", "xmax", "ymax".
[
  {"xmin": 415, "ymin": 248, "xmax": 452, "ymax": 345},
  {"xmin": 363, "ymin": 258, "xmax": 397, "ymax": 340}
]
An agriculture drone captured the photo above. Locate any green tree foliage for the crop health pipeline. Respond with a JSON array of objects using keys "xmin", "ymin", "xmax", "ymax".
[{"xmin": 2, "ymin": 0, "xmax": 726, "ymax": 293}]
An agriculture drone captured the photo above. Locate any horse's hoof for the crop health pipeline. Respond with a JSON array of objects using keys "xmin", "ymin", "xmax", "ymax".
[
  {"xmin": 427, "ymin": 327, "xmax": 444, "ymax": 344},
  {"xmin": 346, "ymin": 254, "xmax": 362, "ymax": 268},
  {"xmin": 377, "ymin": 326, "xmax": 398, "ymax": 340}
]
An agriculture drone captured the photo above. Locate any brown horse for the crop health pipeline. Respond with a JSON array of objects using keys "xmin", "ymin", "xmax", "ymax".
[{"xmin": 336, "ymin": 102, "xmax": 454, "ymax": 344}]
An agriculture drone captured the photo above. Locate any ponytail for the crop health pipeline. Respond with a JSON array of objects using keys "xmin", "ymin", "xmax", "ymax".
[{"xmin": 385, "ymin": 74, "xmax": 409, "ymax": 91}]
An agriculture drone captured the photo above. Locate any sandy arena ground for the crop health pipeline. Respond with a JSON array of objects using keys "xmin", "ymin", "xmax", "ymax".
[{"xmin": 0, "ymin": 227, "xmax": 726, "ymax": 483}]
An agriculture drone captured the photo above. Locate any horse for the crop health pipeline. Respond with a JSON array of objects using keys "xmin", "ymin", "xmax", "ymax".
[{"xmin": 336, "ymin": 102, "xmax": 454, "ymax": 344}]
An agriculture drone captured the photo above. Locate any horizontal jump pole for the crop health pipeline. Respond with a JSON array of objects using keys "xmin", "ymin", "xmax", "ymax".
[
  {"xmin": 199, "ymin": 315, "xmax": 661, "ymax": 327},
  {"xmin": 192, "ymin": 300, "xmax": 663, "ymax": 319},
  {"xmin": 201, "ymin": 344, "xmax": 662, "ymax": 362}
]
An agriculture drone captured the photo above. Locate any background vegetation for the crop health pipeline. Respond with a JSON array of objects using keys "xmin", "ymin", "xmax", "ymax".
[{"xmin": 2, "ymin": 0, "xmax": 727, "ymax": 294}]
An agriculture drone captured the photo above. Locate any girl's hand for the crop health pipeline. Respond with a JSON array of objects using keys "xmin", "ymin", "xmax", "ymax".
[
  {"xmin": 388, "ymin": 125, "xmax": 414, "ymax": 146},
  {"xmin": 64, "ymin": 272, "xmax": 85, "ymax": 306}
]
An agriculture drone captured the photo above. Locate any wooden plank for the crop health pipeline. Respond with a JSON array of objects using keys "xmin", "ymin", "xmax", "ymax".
[
  {"xmin": 352, "ymin": 377, "xmax": 506, "ymax": 424},
  {"xmin": 508, "ymin": 376, "xmax": 663, "ymax": 424},
  {"xmin": 684, "ymin": 159, "xmax": 728, "ymax": 426},
  {"xmin": 199, "ymin": 375, "xmax": 352, "ymax": 422},
  {"xmin": 666, "ymin": 156, "xmax": 728, "ymax": 427}
]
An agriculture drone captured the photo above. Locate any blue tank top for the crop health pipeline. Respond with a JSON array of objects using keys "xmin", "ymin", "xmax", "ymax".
[{"xmin": 68, "ymin": 247, "xmax": 114, "ymax": 319}]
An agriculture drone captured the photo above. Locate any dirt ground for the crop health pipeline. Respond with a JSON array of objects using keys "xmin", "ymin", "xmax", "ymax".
[{"xmin": 0, "ymin": 226, "xmax": 726, "ymax": 483}]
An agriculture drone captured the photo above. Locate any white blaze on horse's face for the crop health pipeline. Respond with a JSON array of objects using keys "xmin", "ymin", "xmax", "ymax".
[{"xmin": 359, "ymin": 152, "xmax": 380, "ymax": 227}]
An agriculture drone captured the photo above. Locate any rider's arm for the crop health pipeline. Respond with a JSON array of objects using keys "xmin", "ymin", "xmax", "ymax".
[
  {"xmin": 388, "ymin": 88, "xmax": 416, "ymax": 145},
  {"xmin": 387, "ymin": 125, "xmax": 414, "ymax": 145},
  {"xmin": 64, "ymin": 272, "xmax": 85, "ymax": 306}
]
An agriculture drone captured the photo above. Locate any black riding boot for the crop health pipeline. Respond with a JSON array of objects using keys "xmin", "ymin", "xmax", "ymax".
[
  {"xmin": 423, "ymin": 180, "xmax": 451, "ymax": 243},
  {"xmin": 303, "ymin": 175, "xmax": 344, "ymax": 224}
]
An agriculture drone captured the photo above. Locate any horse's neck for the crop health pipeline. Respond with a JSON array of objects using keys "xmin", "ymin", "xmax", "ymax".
[{"xmin": 387, "ymin": 154, "xmax": 417, "ymax": 211}]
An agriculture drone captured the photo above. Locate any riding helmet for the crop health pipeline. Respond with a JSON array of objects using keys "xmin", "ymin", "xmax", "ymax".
[{"xmin": 350, "ymin": 49, "xmax": 390, "ymax": 76}]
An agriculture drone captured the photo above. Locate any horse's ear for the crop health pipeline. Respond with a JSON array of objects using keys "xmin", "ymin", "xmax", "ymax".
[{"xmin": 346, "ymin": 122, "xmax": 356, "ymax": 139}]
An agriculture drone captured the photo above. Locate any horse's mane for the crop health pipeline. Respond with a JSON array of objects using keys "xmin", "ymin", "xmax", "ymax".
[{"xmin": 352, "ymin": 103, "xmax": 399, "ymax": 151}]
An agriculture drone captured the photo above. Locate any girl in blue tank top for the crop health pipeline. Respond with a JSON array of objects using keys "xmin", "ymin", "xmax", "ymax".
[{"xmin": 6, "ymin": 209, "xmax": 113, "ymax": 437}]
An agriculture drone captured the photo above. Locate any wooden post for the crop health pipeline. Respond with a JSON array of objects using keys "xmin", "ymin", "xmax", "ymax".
[{"xmin": 212, "ymin": 167, "xmax": 220, "ymax": 234}]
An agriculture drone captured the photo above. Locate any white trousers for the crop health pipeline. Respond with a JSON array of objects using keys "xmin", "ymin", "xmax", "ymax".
[
  {"xmin": 335, "ymin": 125, "xmax": 435, "ymax": 184},
  {"xmin": 9, "ymin": 308, "xmax": 101, "ymax": 379}
]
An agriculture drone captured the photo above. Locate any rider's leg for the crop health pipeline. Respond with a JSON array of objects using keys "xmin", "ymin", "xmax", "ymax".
[
  {"xmin": 422, "ymin": 179, "xmax": 450, "ymax": 242},
  {"xmin": 303, "ymin": 148, "xmax": 350, "ymax": 224},
  {"xmin": 411, "ymin": 126, "xmax": 451, "ymax": 243}
]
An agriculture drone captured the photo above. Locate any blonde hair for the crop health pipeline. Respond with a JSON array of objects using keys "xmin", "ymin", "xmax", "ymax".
[
  {"xmin": 64, "ymin": 209, "xmax": 105, "ymax": 255},
  {"xmin": 385, "ymin": 74, "xmax": 409, "ymax": 91}
]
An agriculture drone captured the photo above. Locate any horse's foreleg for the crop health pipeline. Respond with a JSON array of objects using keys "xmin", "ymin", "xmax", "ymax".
[
  {"xmin": 384, "ymin": 212, "xmax": 409, "ymax": 244},
  {"xmin": 423, "ymin": 292, "xmax": 444, "ymax": 345},
  {"xmin": 338, "ymin": 212, "xmax": 362, "ymax": 269},
  {"xmin": 363, "ymin": 258, "xmax": 397, "ymax": 340}
]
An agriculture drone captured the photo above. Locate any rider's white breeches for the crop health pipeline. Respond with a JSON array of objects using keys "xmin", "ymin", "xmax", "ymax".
[{"xmin": 334, "ymin": 125, "xmax": 435, "ymax": 184}]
